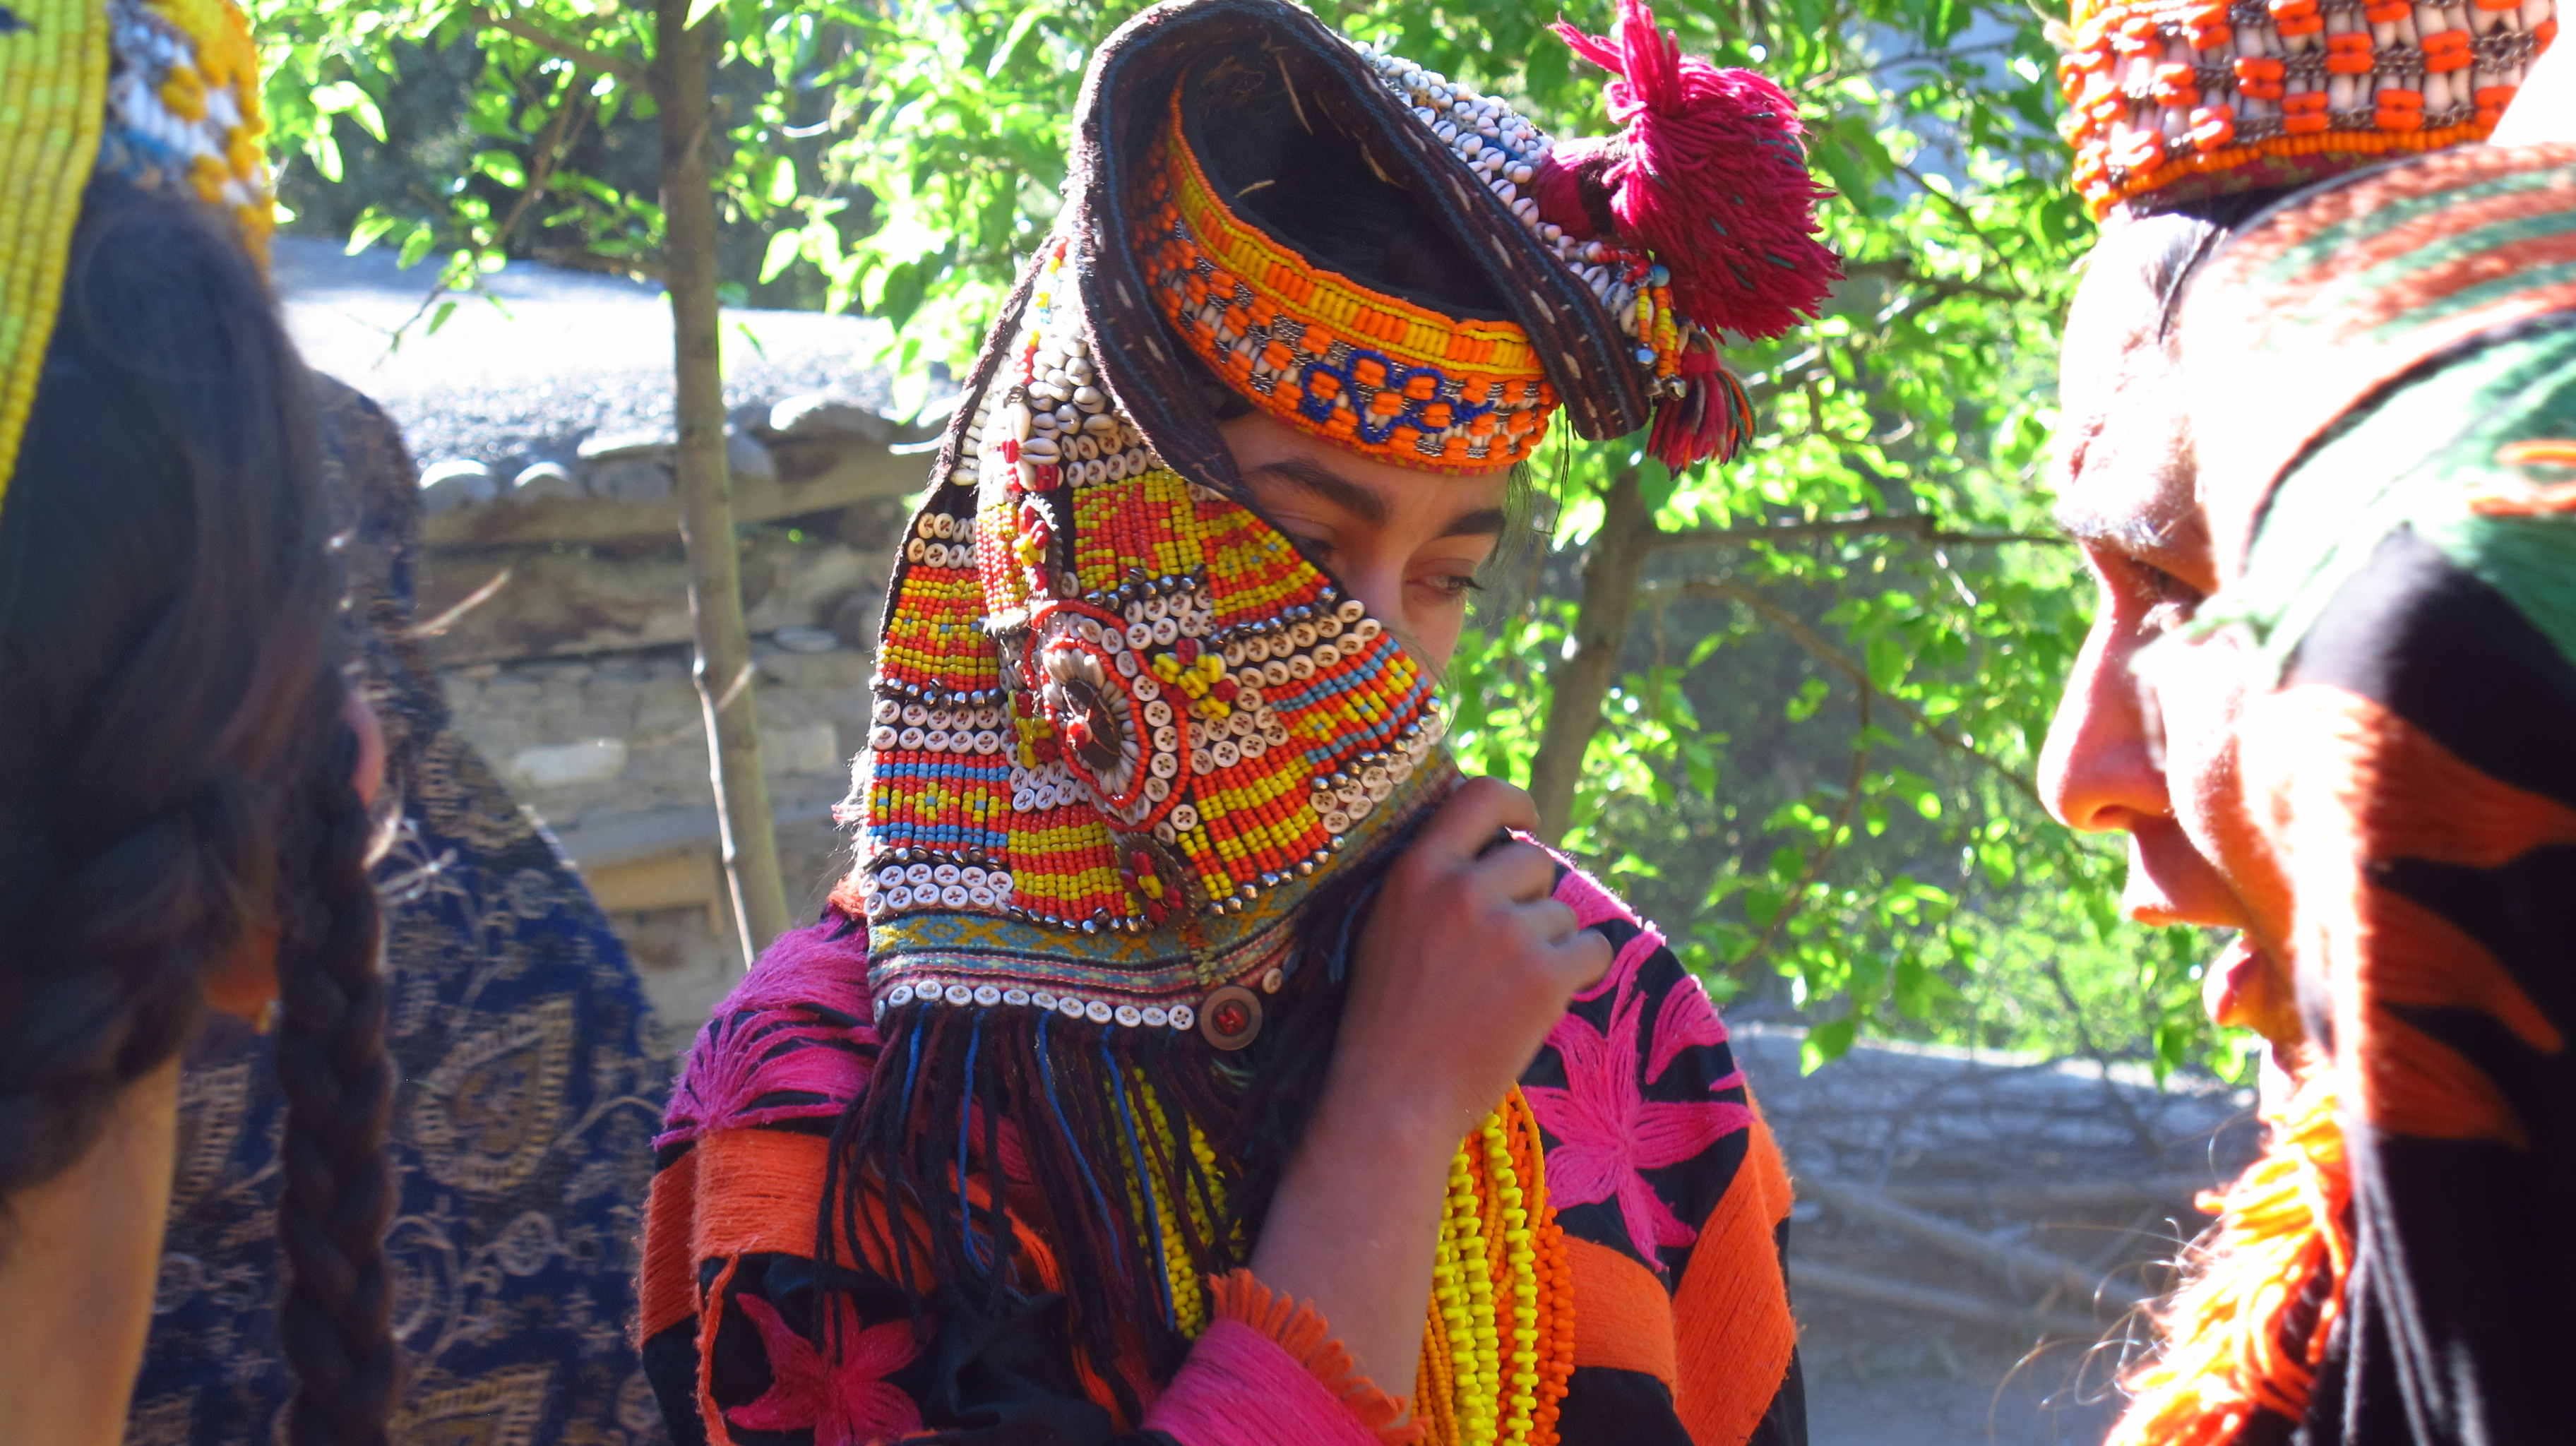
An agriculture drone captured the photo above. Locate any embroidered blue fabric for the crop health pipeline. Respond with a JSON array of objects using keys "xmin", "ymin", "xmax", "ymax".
[{"xmin": 126, "ymin": 378, "xmax": 674, "ymax": 1446}]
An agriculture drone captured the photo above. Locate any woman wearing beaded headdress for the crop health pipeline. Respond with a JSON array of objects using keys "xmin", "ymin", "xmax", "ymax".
[
  {"xmin": 639, "ymin": 1, "xmax": 1838, "ymax": 1442},
  {"xmin": 2053, "ymin": 138, "xmax": 2576, "ymax": 1446},
  {"xmin": 2037, "ymin": 1, "xmax": 2572, "ymax": 1443},
  {"xmin": 0, "ymin": 2, "xmax": 401, "ymax": 1443}
]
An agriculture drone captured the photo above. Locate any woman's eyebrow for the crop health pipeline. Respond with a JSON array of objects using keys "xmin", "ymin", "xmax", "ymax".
[
  {"xmin": 1246, "ymin": 457, "xmax": 1388, "ymax": 525},
  {"xmin": 1438, "ymin": 507, "xmax": 1507, "ymax": 539}
]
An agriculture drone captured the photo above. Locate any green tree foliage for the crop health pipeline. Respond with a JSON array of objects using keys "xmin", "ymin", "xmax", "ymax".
[{"xmin": 255, "ymin": 0, "xmax": 2242, "ymax": 1079}]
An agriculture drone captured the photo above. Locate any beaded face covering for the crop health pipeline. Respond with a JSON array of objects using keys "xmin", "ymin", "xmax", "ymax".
[
  {"xmin": 2062, "ymin": 0, "xmax": 2558, "ymax": 216},
  {"xmin": 0, "ymin": 0, "xmax": 270, "ymax": 505},
  {"xmin": 835, "ymin": 235, "xmax": 1454, "ymax": 1041}
]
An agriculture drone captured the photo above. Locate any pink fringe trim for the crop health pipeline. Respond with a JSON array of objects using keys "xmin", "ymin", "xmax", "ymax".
[{"xmin": 1141, "ymin": 1272, "xmax": 1422, "ymax": 1446}]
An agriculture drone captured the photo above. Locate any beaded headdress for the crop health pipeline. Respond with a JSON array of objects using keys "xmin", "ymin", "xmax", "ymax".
[
  {"xmin": 821, "ymin": 0, "xmax": 1833, "ymax": 1399},
  {"xmin": 838, "ymin": 0, "xmax": 1836, "ymax": 1048},
  {"xmin": 0, "ymin": 0, "xmax": 273, "ymax": 503},
  {"xmin": 1135, "ymin": 0, "xmax": 1837, "ymax": 474},
  {"xmin": 2061, "ymin": 0, "xmax": 2558, "ymax": 215}
]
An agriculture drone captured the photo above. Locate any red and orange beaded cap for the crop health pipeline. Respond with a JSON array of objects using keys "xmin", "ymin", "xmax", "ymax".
[
  {"xmin": 1137, "ymin": 93, "xmax": 1564, "ymax": 473},
  {"xmin": 1129, "ymin": 0, "xmax": 1838, "ymax": 476},
  {"xmin": 2061, "ymin": 0, "xmax": 2558, "ymax": 216}
]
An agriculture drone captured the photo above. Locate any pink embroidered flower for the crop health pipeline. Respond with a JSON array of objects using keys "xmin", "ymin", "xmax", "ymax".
[
  {"xmin": 1646, "ymin": 973, "xmax": 1734, "ymax": 1087},
  {"xmin": 1523, "ymin": 973, "xmax": 1753, "ymax": 1262},
  {"xmin": 725, "ymin": 1293, "xmax": 924, "ymax": 1445}
]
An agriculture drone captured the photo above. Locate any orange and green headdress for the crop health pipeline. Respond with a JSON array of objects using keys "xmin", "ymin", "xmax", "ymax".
[
  {"xmin": 2059, "ymin": 0, "xmax": 2558, "ymax": 215},
  {"xmin": 2104, "ymin": 144, "xmax": 2576, "ymax": 1446},
  {"xmin": 0, "ymin": 0, "xmax": 271, "ymax": 502}
]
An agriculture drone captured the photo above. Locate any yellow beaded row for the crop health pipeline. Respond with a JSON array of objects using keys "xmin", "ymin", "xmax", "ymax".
[
  {"xmin": 0, "ymin": 0, "xmax": 112, "ymax": 503},
  {"xmin": 1131, "ymin": 1088, "xmax": 1565, "ymax": 1445},
  {"xmin": 1483, "ymin": 1115, "xmax": 1543, "ymax": 1445},
  {"xmin": 1412, "ymin": 1090, "xmax": 1565, "ymax": 1446},
  {"xmin": 1135, "ymin": 1078, "xmax": 1237, "ymax": 1339}
]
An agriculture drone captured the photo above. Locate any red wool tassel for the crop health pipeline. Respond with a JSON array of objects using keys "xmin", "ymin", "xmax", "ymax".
[
  {"xmin": 1647, "ymin": 332, "xmax": 1754, "ymax": 470},
  {"xmin": 1539, "ymin": 0, "xmax": 1842, "ymax": 342}
]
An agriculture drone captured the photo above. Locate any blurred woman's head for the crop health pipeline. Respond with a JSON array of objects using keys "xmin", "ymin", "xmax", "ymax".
[{"xmin": 0, "ymin": 172, "xmax": 397, "ymax": 1445}]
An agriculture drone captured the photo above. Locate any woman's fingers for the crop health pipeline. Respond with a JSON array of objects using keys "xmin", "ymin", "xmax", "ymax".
[
  {"xmin": 1560, "ymin": 923, "xmax": 1614, "ymax": 992},
  {"xmin": 1414, "ymin": 776, "xmax": 1542, "ymax": 867},
  {"xmin": 1479, "ymin": 840, "xmax": 1558, "ymax": 903},
  {"xmin": 1525, "ymin": 895, "xmax": 1583, "ymax": 946}
]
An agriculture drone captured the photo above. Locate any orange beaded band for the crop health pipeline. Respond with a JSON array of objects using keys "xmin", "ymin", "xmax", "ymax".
[
  {"xmin": 2062, "ymin": 0, "xmax": 2556, "ymax": 216},
  {"xmin": 1134, "ymin": 93, "xmax": 1558, "ymax": 473}
]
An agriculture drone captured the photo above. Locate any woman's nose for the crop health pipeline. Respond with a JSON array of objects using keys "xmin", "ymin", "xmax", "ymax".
[
  {"xmin": 1337, "ymin": 556, "xmax": 1409, "ymax": 640},
  {"xmin": 2039, "ymin": 614, "xmax": 2172, "ymax": 832}
]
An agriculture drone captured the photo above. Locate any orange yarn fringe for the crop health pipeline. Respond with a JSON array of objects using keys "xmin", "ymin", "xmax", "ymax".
[
  {"xmin": 1209, "ymin": 1270, "xmax": 1426, "ymax": 1445},
  {"xmin": 2107, "ymin": 1068, "xmax": 2352, "ymax": 1446}
]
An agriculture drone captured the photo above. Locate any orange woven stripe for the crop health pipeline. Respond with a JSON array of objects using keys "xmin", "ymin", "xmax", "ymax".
[
  {"xmin": 693, "ymin": 1128, "xmax": 830, "ymax": 1260},
  {"xmin": 2082, "ymin": 124, "xmax": 2491, "ymax": 219},
  {"xmin": 1671, "ymin": 1109, "xmax": 1799, "ymax": 1446},
  {"xmin": 1563, "ymin": 1237, "xmax": 1678, "ymax": 1387},
  {"xmin": 638, "ymin": 1150, "xmax": 699, "ymax": 1340},
  {"xmin": 2246, "ymin": 684, "xmax": 2576, "ymax": 869}
]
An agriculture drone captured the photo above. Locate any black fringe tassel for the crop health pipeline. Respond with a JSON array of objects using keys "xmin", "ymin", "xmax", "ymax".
[{"xmin": 814, "ymin": 813, "xmax": 1426, "ymax": 1406}]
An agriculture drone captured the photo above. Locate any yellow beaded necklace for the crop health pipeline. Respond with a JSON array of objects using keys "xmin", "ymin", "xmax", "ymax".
[
  {"xmin": 1137, "ymin": 1082, "xmax": 1573, "ymax": 1445},
  {"xmin": 1417, "ymin": 1089, "xmax": 1570, "ymax": 1446}
]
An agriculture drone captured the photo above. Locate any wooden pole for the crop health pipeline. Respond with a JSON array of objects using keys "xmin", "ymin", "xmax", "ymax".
[
  {"xmin": 1525, "ymin": 465, "xmax": 1657, "ymax": 843},
  {"xmin": 653, "ymin": 0, "xmax": 791, "ymax": 961}
]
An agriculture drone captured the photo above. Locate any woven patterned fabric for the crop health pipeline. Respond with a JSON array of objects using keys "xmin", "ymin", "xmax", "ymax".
[
  {"xmin": 2181, "ymin": 143, "xmax": 2576, "ymax": 585},
  {"xmin": 840, "ymin": 234, "xmax": 1453, "ymax": 1029},
  {"xmin": 2061, "ymin": 0, "xmax": 2556, "ymax": 215},
  {"xmin": 129, "ymin": 381, "xmax": 670, "ymax": 1446}
]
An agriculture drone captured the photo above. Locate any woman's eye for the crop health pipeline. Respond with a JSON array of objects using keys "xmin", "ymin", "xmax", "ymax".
[
  {"xmin": 2125, "ymin": 558, "xmax": 2204, "ymax": 629},
  {"xmin": 1420, "ymin": 573, "xmax": 1482, "ymax": 602}
]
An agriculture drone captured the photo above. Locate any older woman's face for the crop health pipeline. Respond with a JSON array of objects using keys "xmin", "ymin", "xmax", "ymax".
[{"xmin": 2037, "ymin": 219, "xmax": 2298, "ymax": 1039}]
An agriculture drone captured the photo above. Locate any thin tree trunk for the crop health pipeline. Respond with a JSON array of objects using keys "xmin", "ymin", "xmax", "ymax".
[
  {"xmin": 1525, "ymin": 466, "xmax": 1658, "ymax": 843},
  {"xmin": 655, "ymin": 1, "xmax": 791, "ymax": 960}
]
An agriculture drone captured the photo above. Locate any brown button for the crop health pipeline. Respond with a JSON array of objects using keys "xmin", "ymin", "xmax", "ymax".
[{"xmin": 1198, "ymin": 984, "xmax": 1263, "ymax": 1051}]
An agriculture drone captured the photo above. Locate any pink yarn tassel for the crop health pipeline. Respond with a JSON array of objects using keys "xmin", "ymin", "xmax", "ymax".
[
  {"xmin": 1647, "ymin": 335, "xmax": 1753, "ymax": 470},
  {"xmin": 1539, "ymin": 0, "xmax": 1841, "ymax": 342}
]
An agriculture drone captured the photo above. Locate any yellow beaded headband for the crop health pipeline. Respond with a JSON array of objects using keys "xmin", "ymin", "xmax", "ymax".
[
  {"xmin": 2062, "ymin": 0, "xmax": 2558, "ymax": 216},
  {"xmin": 0, "ymin": 0, "xmax": 270, "ymax": 504},
  {"xmin": 1138, "ymin": 92, "xmax": 1563, "ymax": 473}
]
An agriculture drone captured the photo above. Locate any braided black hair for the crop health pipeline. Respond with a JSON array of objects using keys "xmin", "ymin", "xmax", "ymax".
[{"xmin": 0, "ymin": 175, "xmax": 396, "ymax": 1446}]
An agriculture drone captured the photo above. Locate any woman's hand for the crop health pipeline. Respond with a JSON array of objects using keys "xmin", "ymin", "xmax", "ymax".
[
  {"xmin": 1246, "ymin": 778, "xmax": 1610, "ymax": 1395},
  {"xmin": 1330, "ymin": 776, "xmax": 1614, "ymax": 1145}
]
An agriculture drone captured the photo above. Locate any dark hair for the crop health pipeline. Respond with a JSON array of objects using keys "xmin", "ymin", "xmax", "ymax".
[
  {"xmin": 2139, "ymin": 189, "xmax": 2296, "ymax": 338},
  {"xmin": 0, "ymin": 176, "xmax": 397, "ymax": 1446},
  {"xmin": 1181, "ymin": 54, "xmax": 1510, "ymax": 320}
]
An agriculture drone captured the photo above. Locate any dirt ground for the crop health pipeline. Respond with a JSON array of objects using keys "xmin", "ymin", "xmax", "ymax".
[
  {"xmin": 1720, "ymin": 1022, "xmax": 2253, "ymax": 1446},
  {"xmin": 1799, "ymin": 1300, "xmax": 2132, "ymax": 1446}
]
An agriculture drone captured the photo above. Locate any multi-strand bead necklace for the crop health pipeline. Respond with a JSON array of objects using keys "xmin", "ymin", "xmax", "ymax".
[
  {"xmin": 1415, "ymin": 1089, "xmax": 1573, "ymax": 1446},
  {"xmin": 1140, "ymin": 1084, "xmax": 1573, "ymax": 1445}
]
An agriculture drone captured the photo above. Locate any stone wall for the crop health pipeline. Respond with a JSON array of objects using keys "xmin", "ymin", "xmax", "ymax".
[{"xmin": 278, "ymin": 238, "xmax": 932, "ymax": 1052}]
